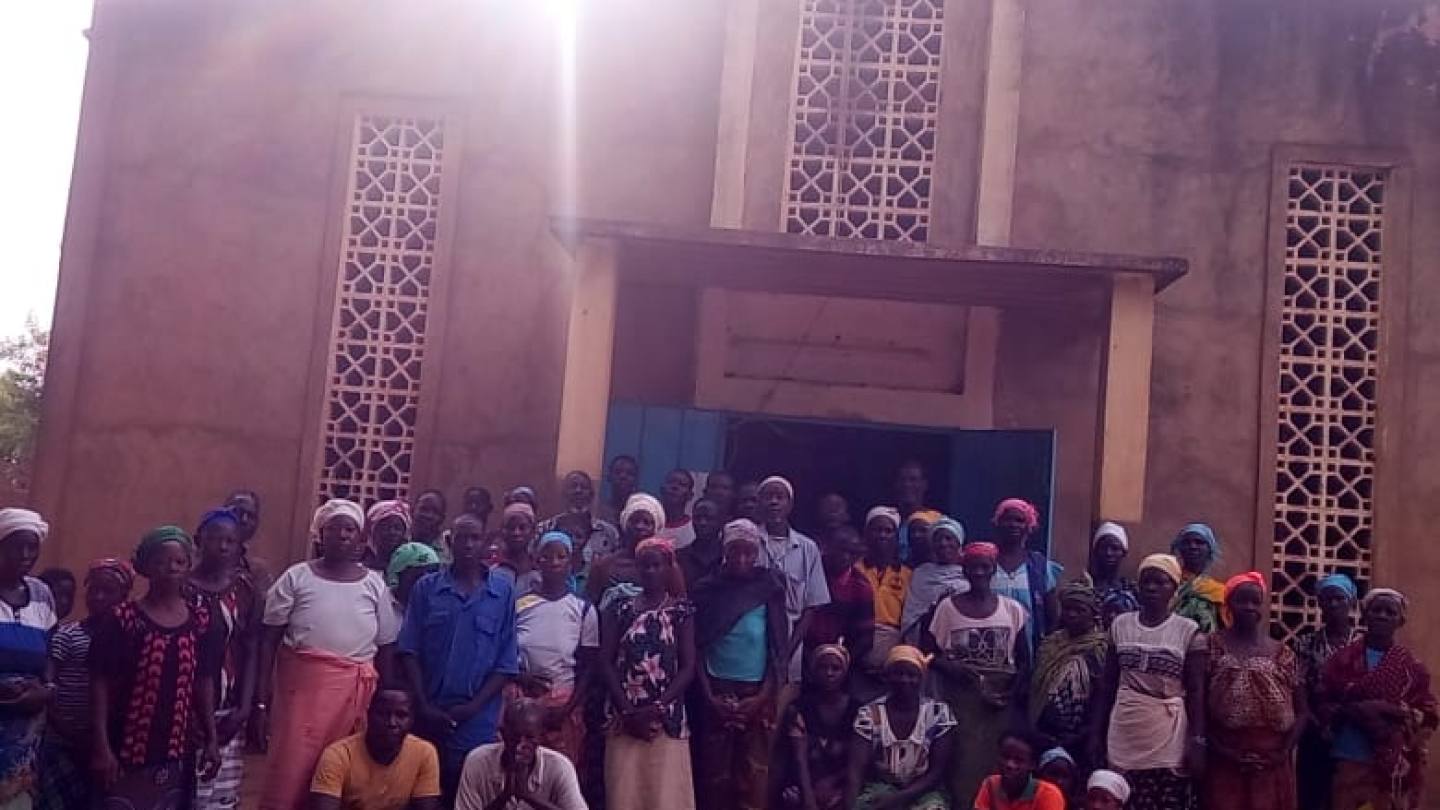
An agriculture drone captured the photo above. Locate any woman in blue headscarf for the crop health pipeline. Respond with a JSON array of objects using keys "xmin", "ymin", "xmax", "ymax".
[
  {"xmin": 1171, "ymin": 523, "xmax": 1225, "ymax": 632},
  {"xmin": 1291, "ymin": 572, "xmax": 1359, "ymax": 810},
  {"xmin": 513, "ymin": 531, "xmax": 598, "ymax": 765}
]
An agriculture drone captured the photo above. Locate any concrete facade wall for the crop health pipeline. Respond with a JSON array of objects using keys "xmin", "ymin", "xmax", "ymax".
[
  {"xmin": 34, "ymin": 0, "xmax": 726, "ymax": 568},
  {"xmin": 34, "ymin": 0, "xmax": 1440, "ymax": 682},
  {"xmin": 1010, "ymin": 0, "xmax": 1440, "ymax": 681}
]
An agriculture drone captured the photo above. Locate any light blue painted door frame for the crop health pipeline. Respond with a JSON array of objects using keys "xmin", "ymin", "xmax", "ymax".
[{"xmin": 602, "ymin": 403, "xmax": 725, "ymax": 497}]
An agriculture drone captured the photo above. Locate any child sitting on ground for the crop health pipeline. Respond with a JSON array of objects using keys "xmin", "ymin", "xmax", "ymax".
[
  {"xmin": 1036, "ymin": 747, "xmax": 1078, "ymax": 804},
  {"xmin": 972, "ymin": 729, "xmax": 1065, "ymax": 810}
]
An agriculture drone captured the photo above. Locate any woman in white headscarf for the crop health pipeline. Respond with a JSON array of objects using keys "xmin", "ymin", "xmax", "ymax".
[
  {"xmin": 0, "ymin": 509, "xmax": 56, "ymax": 810},
  {"xmin": 586, "ymin": 493, "xmax": 685, "ymax": 609},
  {"xmin": 255, "ymin": 499, "xmax": 399, "ymax": 810},
  {"xmin": 1085, "ymin": 521, "xmax": 1138, "ymax": 627}
]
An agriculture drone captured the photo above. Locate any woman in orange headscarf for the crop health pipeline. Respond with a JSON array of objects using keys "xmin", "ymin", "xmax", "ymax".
[{"xmin": 1202, "ymin": 572, "xmax": 1304, "ymax": 810}]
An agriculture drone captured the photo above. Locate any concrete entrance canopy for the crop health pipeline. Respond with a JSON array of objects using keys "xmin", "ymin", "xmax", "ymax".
[{"xmin": 552, "ymin": 217, "xmax": 1187, "ymax": 528}]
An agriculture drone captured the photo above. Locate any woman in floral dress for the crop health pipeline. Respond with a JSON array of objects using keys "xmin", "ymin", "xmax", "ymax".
[{"xmin": 599, "ymin": 537, "xmax": 696, "ymax": 810}]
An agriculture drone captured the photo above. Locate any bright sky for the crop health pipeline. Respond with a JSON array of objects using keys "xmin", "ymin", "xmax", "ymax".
[{"xmin": 0, "ymin": 3, "xmax": 91, "ymax": 338}]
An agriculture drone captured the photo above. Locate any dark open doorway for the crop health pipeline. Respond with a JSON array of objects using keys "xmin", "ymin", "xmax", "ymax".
[
  {"xmin": 603, "ymin": 403, "xmax": 1055, "ymax": 552},
  {"xmin": 723, "ymin": 414, "xmax": 1054, "ymax": 551}
]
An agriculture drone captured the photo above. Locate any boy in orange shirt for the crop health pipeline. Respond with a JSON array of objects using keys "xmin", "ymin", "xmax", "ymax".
[{"xmin": 972, "ymin": 730, "xmax": 1066, "ymax": 810}]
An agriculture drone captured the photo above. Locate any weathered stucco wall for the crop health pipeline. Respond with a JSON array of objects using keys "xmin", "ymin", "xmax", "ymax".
[
  {"xmin": 34, "ymin": 0, "xmax": 726, "ymax": 570},
  {"xmin": 1011, "ymin": 0, "xmax": 1440, "ymax": 690},
  {"xmin": 993, "ymin": 307, "xmax": 1107, "ymax": 576}
]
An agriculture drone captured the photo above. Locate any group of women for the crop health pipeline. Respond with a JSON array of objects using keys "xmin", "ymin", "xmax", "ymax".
[{"xmin": 0, "ymin": 466, "xmax": 1435, "ymax": 810}]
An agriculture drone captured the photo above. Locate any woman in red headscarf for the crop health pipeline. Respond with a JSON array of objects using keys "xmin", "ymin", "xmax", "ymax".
[{"xmin": 1202, "ymin": 572, "xmax": 1305, "ymax": 810}]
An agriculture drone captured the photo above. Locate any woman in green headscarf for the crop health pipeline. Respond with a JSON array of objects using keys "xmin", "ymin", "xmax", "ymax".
[
  {"xmin": 1030, "ymin": 580, "xmax": 1110, "ymax": 772},
  {"xmin": 1172, "ymin": 523, "xmax": 1226, "ymax": 632},
  {"xmin": 91, "ymin": 526, "xmax": 224, "ymax": 810},
  {"xmin": 385, "ymin": 542, "xmax": 441, "ymax": 619}
]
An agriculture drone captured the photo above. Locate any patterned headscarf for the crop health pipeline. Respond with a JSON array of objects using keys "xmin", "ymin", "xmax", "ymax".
[
  {"xmin": 366, "ymin": 500, "xmax": 413, "ymax": 534},
  {"xmin": 1059, "ymin": 579, "xmax": 1100, "ymax": 614},
  {"xmin": 86, "ymin": 558, "xmax": 135, "ymax": 593}
]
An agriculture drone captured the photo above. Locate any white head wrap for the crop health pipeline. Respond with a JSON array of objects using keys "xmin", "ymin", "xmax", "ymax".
[
  {"xmin": 1087, "ymin": 769, "xmax": 1131, "ymax": 802},
  {"xmin": 864, "ymin": 506, "xmax": 901, "ymax": 529},
  {"xmin": 1363, "ymin": 587, "xmax": 1408, "ymax": 617},
  {"xmin": 620, "ymin": 493, "xmax": 666, "ymax": 531},
  {"xmin": 1093, "ymin": 520, "xmax": 1129, "ymax": 551},
  {"xmin": 722, "ymin": 519, "xmax": 766, "ymax": 549},
  {"xmin": 758, "ymin": 476, "xmax": 794, "ymax": 499},
  {"xmin": 310, "ymin": 499, "xmax": 365, "ymax": 538},
  {"xmin": 0, "ymin": 508, "xmax": 48, "ymax": 544}
]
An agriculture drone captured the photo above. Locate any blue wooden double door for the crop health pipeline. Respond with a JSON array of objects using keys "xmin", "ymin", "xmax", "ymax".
[{"xmin": 603, "ymin": 403, "xmax": 1056, "ymax": 552}]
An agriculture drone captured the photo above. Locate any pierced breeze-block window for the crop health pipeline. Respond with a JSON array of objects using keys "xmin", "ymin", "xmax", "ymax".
[
  {"xmin": 316, "ymin": 115, "xmax": 447, "ymax": 505},
  {"xmin": 1270, "ymin": 164, "xmax": 1386, "ymax": 640},
  {"xmin": 782, "ymin": 0, "xmax": 945, "ymax": 242}
]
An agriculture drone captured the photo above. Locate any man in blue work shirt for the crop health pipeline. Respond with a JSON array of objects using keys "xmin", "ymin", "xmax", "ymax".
[{"xmin": 399, "ymin": 512, "xmax": 519, "ymax": 797}]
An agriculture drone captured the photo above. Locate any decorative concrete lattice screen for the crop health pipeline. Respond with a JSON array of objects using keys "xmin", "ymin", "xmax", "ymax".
[
  {"xmin": 782, "ymin": 0, "xmax": 944, "ymax": 242},
  {"xmin": 1270, "ymin": 165, "xmax": 1386, "ymax": 640},
  {"xmin": 316, "ymin": 115, "xmax": 446, "ymax": 505}
]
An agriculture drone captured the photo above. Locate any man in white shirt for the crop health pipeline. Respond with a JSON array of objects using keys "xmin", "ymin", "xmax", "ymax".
[
  {"xmin": 755, "ymin": 476, "xmax": 832, "ymax": 683},
  {"xmin": 454, "ymin": 699, "xmax": 586, "ymax": 810},
  {"xmin": 656, "ymin": 468, "xmax": 698, "ymax": 549}
]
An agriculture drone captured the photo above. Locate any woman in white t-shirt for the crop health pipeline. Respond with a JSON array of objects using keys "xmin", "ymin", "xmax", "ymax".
[
  {"xmin": 513, "ymin": 531, "xmax": 598, "ymax": 765},
  {"xmin": 1094, "ymin": 553, "xmax": 1205, "ymax": 810},
  {"xmin": 256, "ymin": 499, "xmax": 400, "ymax": 810},
  {"xmin": 919, "ymin": 540, "xmax": 1030, "ymax": 806}
]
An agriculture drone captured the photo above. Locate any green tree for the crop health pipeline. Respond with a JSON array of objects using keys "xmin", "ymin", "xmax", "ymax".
[{"xmin": 0, "ymin": 319, "xmax": 48, "ymax": 497}]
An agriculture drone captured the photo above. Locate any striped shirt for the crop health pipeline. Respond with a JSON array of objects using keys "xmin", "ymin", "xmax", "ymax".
[{"xmin": 49, "ymin": 621, "xmax": 92, "ymax": 742}]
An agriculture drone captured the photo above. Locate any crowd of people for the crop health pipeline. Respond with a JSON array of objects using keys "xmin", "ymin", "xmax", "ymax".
[{"xmin": 0, "ymin": 456, "xmax": 1435, "ymax": 810}]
